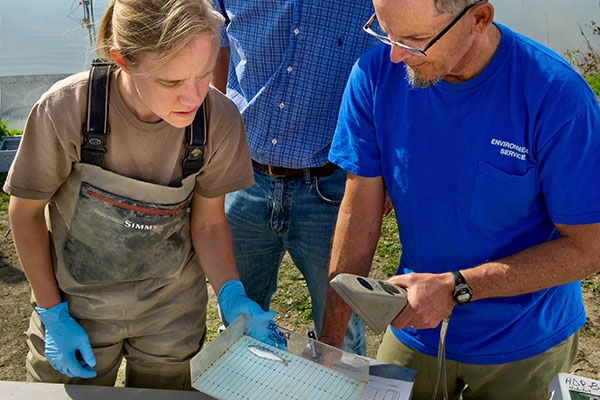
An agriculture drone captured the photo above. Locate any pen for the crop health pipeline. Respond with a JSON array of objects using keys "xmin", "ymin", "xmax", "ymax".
[{"xmin": 307, "ymin": 328, "xmax": 318, "ymax": 359}]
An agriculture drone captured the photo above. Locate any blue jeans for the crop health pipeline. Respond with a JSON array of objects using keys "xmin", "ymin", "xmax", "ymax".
[{"xmin": 225, "ymin": 166, "xmax": 366, "ymax": 355}]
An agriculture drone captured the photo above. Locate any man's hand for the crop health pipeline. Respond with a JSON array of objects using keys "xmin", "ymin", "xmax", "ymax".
[
  {"xmin": 36, "ymin": 301, "xmax": 97, "ymax": 378},
  {"xmin": 387, "ymin": 272, "xmax": 455, "ymax": 330}
]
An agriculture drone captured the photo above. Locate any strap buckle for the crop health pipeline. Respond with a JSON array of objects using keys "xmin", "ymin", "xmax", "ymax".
[
  {"xmin": 81, "ymin": 60, "xmax": 113, "ymax": 166},
  {"xmin": 181, "ymin": 103, "xmax": 207, "ymax": 178},
  {"xmin": 186, "ymin": 145, "xmax": 204, "ymax": 161},
  {"xmin": 267, "ymin": 165, "xmax": 286, "ymax": 178}
]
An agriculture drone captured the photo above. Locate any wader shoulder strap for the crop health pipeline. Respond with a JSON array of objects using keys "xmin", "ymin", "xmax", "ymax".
[
  {"xmin": 182, "ymin": 102, "xmax": 207, "ymax": 178},
  {"xmin": 81, "ymin": 59, "xmax": 112, "ymax": 166},
  {"xmin": 81, "ymin": 59, "xmax": 207, "ymax": 177}
]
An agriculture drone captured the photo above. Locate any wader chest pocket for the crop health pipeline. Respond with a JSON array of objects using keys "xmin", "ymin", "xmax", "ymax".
[{"xmin": 62, "ymin": 182, "xmax": 193, "ymax": 284}]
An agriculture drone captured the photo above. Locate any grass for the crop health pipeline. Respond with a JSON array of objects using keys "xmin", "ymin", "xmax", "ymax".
[
  {"xmin": 582, "ymin": 318, "xmax": 599, "ymax": 338},
  {"xmin": 273, "ymin": 259, "xmax": 313, "ymax": 327},
  {"xmin": 374, "ymin": 212, "xmax": 402, "ymax": 278},
  {"xmin": 278, "ymin": 265, "xmax": 313, "ymax": 324},
  {"xmin": 582, "ymin": 273, "xmax": 600, "ymax": 294},
  {"xmin": 581, "ymin": 272, "xmax": 600, "ymax": 338}
]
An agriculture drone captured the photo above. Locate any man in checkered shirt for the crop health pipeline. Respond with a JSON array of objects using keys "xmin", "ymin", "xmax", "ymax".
[{"xmin": 211, "ymin": 0, "xmax": 378, "ymax": 354}]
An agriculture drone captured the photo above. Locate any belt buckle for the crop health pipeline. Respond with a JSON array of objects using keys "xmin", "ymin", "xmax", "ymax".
[{"xmin": 267, "ymin": 165, "xmax": 286, "ymax": 178}]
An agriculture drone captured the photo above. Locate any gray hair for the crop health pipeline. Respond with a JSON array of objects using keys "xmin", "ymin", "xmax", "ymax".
[{"xmin": 433, "ymin": 0, "xmax": 483, "ymax": 15}]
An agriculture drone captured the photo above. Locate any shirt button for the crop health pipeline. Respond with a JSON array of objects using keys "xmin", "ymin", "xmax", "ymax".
[
  {"xmin": 279, "ymin": 102, "xmax": 285, "ymax": 109},
  {"xmin": 272, "ymin": 139, "xmax": 278, "ymax": 145},
  {"xmin": 287, "ymin": 66, "xmax": 293, "ymax": 73},
  {"xmin": 294, "ymin": 28, "xmax": 300, "ymax": 35}
]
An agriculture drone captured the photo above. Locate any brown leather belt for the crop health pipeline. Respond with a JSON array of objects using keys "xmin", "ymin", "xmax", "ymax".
[{"xmin": 252, "ymin": 160, "xmax": 339, "ymax": 178}]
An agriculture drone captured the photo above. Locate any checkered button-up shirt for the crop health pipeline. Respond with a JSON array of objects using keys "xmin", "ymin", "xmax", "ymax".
[{"xmin": 213, "ymin": 0, "xmax": 377, "ymax": 168}]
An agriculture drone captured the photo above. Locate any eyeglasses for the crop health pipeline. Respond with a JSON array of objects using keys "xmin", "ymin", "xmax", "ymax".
[{"xmin": 363, "ymin": 0, "xmax": 488, "ymax": 57}]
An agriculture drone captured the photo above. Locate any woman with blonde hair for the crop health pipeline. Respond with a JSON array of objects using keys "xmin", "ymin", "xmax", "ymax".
[{"xmin": 4, "ymin": 0, "xmax": 285, "ymax": 389}]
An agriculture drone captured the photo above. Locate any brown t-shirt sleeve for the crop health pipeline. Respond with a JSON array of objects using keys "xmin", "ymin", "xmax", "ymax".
[
  {"xmin": 194, "ymin": 87, "xmax": 253, "ymax": 198},
  {"xmin": 3, "ymin": 74, "xmax": 86, "ymax": 199},
  {"xmin": 3, "ymin": 77, "xmax": 252, "ymax": 199}
]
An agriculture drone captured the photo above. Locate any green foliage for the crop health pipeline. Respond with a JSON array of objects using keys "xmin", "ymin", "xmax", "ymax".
[
  {"xmin": 585, "ymin": 74, "xmax": 600, "ymax": 99},
  {"xmin": 0, "ymin": 119, "xmax": 20, "ymax": 210},
  {"xmin": 272, "ymin": 261, "xmax": 313, "ymax": 327},
  {"xmin": 0, "ymin": 119, "xmax": 22, "ymax": 137},
  {"xmin": 374, "ymin": 212, "xmax": 402, "ymax": 278},
  {"xmin": 0, "ymin": 173, "xmax": 8, "ymax": 212}
]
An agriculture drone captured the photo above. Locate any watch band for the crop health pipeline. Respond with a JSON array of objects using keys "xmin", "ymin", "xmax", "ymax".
[{"xmin": 452, "ymin": 270, "xmax": 466, "ymax": 285}]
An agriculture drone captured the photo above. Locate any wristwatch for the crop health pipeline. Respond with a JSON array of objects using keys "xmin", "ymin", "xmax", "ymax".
[{"xmin": 452, "ymin": 270, "xmax": 472, "ymax": 306}]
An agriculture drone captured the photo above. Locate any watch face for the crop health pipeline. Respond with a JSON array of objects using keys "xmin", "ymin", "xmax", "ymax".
[
  {"xmin": 456, "ymin": 291, "xmax": 471, "ymax": 303},
  {"xmin": 454, "ymin": 283, "xmax": 472, "ymax": 305}
]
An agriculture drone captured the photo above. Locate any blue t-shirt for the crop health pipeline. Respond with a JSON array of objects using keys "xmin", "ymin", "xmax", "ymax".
[{"xmin": 330, "ymin": 23, "xmax": 600, "ymax": 364}]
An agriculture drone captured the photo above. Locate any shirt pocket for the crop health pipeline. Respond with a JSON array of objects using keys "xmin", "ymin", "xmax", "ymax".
[{"xmin": 468, "ymin": 161, "xmax": 542, "ymax": 232}]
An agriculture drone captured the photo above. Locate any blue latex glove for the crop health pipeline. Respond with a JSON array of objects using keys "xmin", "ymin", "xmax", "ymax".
[
  {"xmin": 35, "ymin": 301, "xmax": 97, "ymax": 378},
  {"xmin": 218, "ymin": 280, "xmax": 288, "ymax": 349}
]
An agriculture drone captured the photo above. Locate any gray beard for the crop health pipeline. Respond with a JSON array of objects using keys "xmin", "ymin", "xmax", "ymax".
[{"xmin": 405, "ymin": 64, "xmax": 442, "ymax": 88}]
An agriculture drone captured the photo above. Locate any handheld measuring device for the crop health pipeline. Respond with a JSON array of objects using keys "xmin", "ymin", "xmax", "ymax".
[{"xmin": 330, "ymin": 274, "xmax": 408, "ymax": 334}]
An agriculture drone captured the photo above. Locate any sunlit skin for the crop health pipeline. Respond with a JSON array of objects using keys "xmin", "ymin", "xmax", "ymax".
[
  {"xmin": 110, "ymin": 34, "xmax": 218, "ymax": 128},
  {"xmin": 373, "ymin": 0, "xmax": 500, "ymax": 85}
]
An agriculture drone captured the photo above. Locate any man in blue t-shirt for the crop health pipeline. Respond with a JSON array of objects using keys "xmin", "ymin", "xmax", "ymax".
[{"xmin": 319, "ymin": 0, "xmax": 600, "ymax": 398}]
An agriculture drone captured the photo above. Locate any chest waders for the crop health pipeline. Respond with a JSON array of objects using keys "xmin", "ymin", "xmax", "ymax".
[
  {"xmin": 28, "ymin": 61, "xmax": 210, "ymax": 387},
  {"xmin": 47, "ymin": 60, "xmax": 208, "ymax": 314},
  {"xmin": 47, "ymin": 60, "xmax": 208, "ymax": 312}
]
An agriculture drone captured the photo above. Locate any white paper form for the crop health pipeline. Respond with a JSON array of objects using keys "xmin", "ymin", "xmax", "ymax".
[{"xmin": 358, "ymin": 362, "xmax": 416, "ymax": 400}]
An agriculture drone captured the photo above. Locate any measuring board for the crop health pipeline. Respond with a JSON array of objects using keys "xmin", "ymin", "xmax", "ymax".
[{"xmin": 193, "ymin": 335, "xmax": 366, "ymax": 399}]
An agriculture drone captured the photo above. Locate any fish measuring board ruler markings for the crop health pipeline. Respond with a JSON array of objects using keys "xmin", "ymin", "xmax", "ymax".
[{"xmin": 192, "ymin": 335, "xmax": 366, "ymax": 399}]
